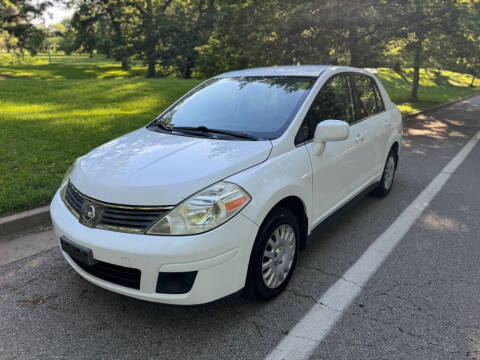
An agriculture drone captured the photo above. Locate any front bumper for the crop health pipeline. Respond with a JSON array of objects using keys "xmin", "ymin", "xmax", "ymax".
[{"xmin": 50, "ymin": 191, "xmax": 259, "ymax": 305}]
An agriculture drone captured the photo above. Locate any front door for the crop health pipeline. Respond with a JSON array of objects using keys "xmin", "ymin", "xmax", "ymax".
[{"xmin": 295, "ymin": 74, "xmax": 359, "ymax": 226}]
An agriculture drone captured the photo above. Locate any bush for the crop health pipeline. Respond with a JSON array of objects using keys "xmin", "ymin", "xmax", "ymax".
[{"xmin": 0, "ymin": 51, "xmax": 47, "ymax": 65}]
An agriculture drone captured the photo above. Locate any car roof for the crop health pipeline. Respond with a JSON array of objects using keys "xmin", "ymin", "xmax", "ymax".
[{"xmin": 215, "ymin": 65, "xmax": 367, "ymax": 78}]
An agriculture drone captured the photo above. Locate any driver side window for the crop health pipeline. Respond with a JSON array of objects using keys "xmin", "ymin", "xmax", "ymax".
[{"xmin": 295, "ymin": 74, "xmax": 354, "ymax": 145}]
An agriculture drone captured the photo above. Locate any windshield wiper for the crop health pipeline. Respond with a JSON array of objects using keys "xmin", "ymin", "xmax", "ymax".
[
  {"xmin": 172, "ymin": 126, "xmax": 258, "ymax": 141},
  {"xmin": 152, "ymin": 121, "xmax": 172, "ymax": 132}
]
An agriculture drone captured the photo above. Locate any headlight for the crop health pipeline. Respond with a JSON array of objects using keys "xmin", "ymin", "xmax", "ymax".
[
  {"xmin": 60, "ymin": 160, "xmax": 76, "ymax": 199},
  {"xmin": 147, "ymin": 181, "xmax": 251, "ymax": 235}
]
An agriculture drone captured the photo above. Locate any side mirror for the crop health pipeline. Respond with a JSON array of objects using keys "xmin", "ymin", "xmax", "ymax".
[{"xmin": 313, "ymin": 120, "xmax": 350, "ymax": 155}]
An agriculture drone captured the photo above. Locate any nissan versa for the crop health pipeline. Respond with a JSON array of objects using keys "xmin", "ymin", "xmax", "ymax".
[{"xmin": 50, "ymin": 65, "xmax": 403, "ymax": 305}]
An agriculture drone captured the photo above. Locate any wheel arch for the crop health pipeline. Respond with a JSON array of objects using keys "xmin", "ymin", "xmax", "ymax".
[
  {"xmin": 390, "ymin": 141, "xmax": 400, "ymax": 169},
  {"xmin": 261, "ymin": 196, "xmax": 309, "ymax": 252},
  {"xmin": 383, "ymin": 132, "xmax": 401, "ymax": 168}
]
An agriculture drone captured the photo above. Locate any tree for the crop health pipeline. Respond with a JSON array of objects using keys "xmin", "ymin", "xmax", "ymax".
[
  {"xmin": 67, "ymin": 0, "xmax": 135, "ymax": 68},
  {"xmin": 57, "ymin": 21, "xmax": 76, "ymax": 54},
  {"xmin": 194, "ymin": 0, "xmax": 396, "ymax": 76},
  {"xmin": 288, "ymin": 0, "xmax": 397, "ymax": 67},
  {"xmin": 435, "ymin": 1, "xmax": 480, "ymax": 86},
  {"xmin": 59, "ymin": 0, "xmax": 479, "ymax": 86},
  {"xmin": 95, "ymin": 15, "xmax": 114, "ymax": 58},
  {"xmin": 386, "ymin": 0, "xmax": 462, "ymax": 101},
  {"xmin": 157, "ymin": 0, "xmax": 217, "ymax": 78},
  {"xmin": 127, "ymin": 0, "xmax": 161, "ymax": 77},
  {"xmin": 195, "ymin": 0, "xmax": 301, "ymax": 76},
  {"xmin": 1, "ymin": 0, "xmax": 51, "ymax": 54},
  {"xmin": 103, "ymin": 0, "xmax": 134, "ymax": 69},
  {"xmin": 71, "ymin": 2, "xmax": 101, "ymax": 57}
]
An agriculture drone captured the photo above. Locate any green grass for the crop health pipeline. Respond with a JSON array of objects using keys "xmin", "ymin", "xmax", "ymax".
[
  {"xmin": 0, "ymin": 53, "xmax": 478, "ymax": 216},
  {"xmin": 376, "ymin": 68, "xmax": 479, "ymax": 113},
  {"xmin": 0, "ymin": 54, "xmax": 201, "ymax": 216},
  {"xmin": 34, "ymin": 53, "xmax": 136, "ymax": 64},
  {"xmin": 0, "ymin": 53, "xmax": 147, "ymax": 79}
]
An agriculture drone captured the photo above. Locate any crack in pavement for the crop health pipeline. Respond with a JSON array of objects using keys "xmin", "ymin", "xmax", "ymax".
[
  {"xmin": 286, "ymin": 277, "xmax": 480, "ymax": 355},
  {"xmin": 331, "ymin": 273, "xmax": 480, "ymax": 338},
  {"xmin": 298, "ymin": 264, "xmax": 365, "ymax": 290}
]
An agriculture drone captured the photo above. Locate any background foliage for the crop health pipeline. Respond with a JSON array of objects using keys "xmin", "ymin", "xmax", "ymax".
[{"xmin": 1, "ymin": 0, "xmax": 479, "ymax": 99}]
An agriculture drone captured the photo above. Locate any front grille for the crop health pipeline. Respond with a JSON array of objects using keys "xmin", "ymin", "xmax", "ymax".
[
  {"xmin": 99, "ymin": 207, "xmax": 169, "ymax": 232},
  {"xmin": 72, "ymin": 257, "xmax": 141, "ymax": 289},
  {"xmin": 63, "ymin": 182, "xmax": 173, "ymax": 233},
  {"xmin": 64, "ymin": 182, "xmax": 83, "ymax": 215}
]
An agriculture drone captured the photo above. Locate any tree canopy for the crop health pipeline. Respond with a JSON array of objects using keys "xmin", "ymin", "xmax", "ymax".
[
  {"xmin": 1, "ymin": 0, "xmax": 479, "ymax": 95},
  {"xmin": 1, "ymin": 0, "xmax": 50, "ymax": 54}
]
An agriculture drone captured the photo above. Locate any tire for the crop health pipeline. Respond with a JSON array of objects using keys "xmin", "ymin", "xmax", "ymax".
[
  {"xmin": 372, "ymin": 149, "xmax": 397, "ymax": 197},
  {"xmin": 246, "ymin": 207, "xmax": 299, "ymax": 301}
]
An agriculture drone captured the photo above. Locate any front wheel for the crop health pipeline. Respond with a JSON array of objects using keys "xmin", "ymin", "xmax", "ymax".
[
  {"xmin": 372, "ymin": 150, "xmax": 397, "ymax": 197},
  {"xmin": 246, "ymin": 207, "xmax": 299, "ymax": 301}
]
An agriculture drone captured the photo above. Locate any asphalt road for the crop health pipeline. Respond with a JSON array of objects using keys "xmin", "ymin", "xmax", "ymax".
[{"xmin": 1, "ymin": 95, "xmax": 479, "ymax": 360}]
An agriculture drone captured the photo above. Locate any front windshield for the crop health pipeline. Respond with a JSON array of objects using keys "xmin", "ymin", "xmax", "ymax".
[{"xmin": 152, "ymin": 76, "xmax": 315, "ymax": 140}]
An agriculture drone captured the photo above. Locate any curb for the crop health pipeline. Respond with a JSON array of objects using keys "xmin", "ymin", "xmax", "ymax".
[
  {"xmin": 403, "ymin": 92, "xmax": 479, "ymax": 119},
  {"xmin": 0, "ymin": 206, "xmax": 51, "ymax": 238},
  {"xmin": 0, "ymin": 92, "xmax": 479, "ymax": 238}
]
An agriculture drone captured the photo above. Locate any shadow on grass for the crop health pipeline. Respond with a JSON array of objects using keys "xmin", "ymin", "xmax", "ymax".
[
  {"xmin": 377, "ymin": 68, "xmax": 480, "ymax": 113},
  {"xmin": 0, "ymin": 63, "xmax": 147, "ymax": 80},
  {"xmin": 0, "ymin": 78, "xmax": 201, "ymax": 216}
]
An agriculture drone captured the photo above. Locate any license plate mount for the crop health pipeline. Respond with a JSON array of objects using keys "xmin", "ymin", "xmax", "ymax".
[{"xmin": 60, "ymin": 236, "xmax": 97, "ymax": 266}]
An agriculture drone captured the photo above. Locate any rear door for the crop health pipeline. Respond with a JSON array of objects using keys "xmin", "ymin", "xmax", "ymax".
[{"xmin": 349, "ymin": 74, "xmax": 388, "ymax": 179}]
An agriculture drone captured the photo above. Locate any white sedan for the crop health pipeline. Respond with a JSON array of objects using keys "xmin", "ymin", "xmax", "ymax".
[{"xmin": 50, "ymin": 65, "xmax": 403, "ymax": 305}]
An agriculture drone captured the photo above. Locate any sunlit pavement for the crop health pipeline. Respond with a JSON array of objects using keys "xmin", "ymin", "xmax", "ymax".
[{"xmin": 1, "ymin": 95, "xmax": 479, "ymax": 360}]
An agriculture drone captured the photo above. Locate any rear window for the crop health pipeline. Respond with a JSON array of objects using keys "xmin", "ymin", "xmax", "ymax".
[{"xmin": 351, "ymin": 75, "xmax": 384, "ymax": 121}]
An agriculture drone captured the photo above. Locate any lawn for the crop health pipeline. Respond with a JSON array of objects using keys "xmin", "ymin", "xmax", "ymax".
[
  {"xmin": 376, "ymin": 67, "xmax": 479, "ymax": 114},
  {"xmin": 0, "ymin": 55, "xmax": 201, "ymax": 216},
  {"xmin": 0, "ymin": 53, "xmax": 147, "ymax": 79},
  {"xmin": 0, "ymin": 54, "xmax": 478, "ymax": 216}
]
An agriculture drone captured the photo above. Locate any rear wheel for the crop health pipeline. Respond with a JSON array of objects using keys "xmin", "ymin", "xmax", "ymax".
[
  {"xmin": 246, "ymin": 207, "xmax": 299, "ymax": 301},
  {"xmin": 372, "ymin": 150, "xmax": 397, "ymax": 197}
]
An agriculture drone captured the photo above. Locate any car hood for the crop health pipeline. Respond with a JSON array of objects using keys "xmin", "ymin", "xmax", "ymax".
[{"xmin": 71, "ymin": 128, "xmax": 272, "ymax": 205}]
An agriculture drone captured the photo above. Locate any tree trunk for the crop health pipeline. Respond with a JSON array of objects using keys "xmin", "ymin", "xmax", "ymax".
[
  {"xmin": 348, "ymin": 26, "xmax": 360, "ymax": 67},
  {"xmin": 121, "ymin": 58, "xmax": 130, "ymax": 70},
  {"xmin": 409, "ymin": 36, "xmax": 423, "ymax": 102},
  {"xmin": 184, "ymin": 66, "xmax": 193, "ymax": 79},
  {"xmin": 470, "ymin": 75, "xmax": 476, "ymax": 88},
  {"xmin": 147, "ymin": 59, "xmax": 155, "ymax": 78},
  {"xmin": 145, "ymin": 0, "xmax": 156, "ymax": 78},
  {"xmin": 106, "ymin": 8, "xmax": 130, "ymax": 71}
]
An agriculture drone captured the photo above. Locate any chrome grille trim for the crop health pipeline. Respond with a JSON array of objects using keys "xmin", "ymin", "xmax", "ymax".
[
  {"xmin": 62, "ymin": 181, "xmax": 174, "ymax": 233},
  {"xmin": 64, "ymin": 183, "xmax": 82, "ymax": 218}
]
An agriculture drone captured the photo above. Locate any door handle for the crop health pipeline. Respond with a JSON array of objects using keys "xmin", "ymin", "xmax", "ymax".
[
  {"xmin": 384, "ymin": 120, "xmax": 391, "ymax": 128},
  {"xmin": 355, "ymin": 133, "xmax": 364, "ymax": 143}
]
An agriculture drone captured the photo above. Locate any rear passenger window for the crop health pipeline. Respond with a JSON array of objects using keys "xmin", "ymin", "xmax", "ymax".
[
  {"xmin": 373, "ymin": 81, "xmax": 385, "ymax": 112},
  {"xmin": 295, "ymin": 74, "xmax": 354, "ymax": 144},
  {"xmin": 351, "ymin": 75, "xmax": 383, "ymax": 121}
]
